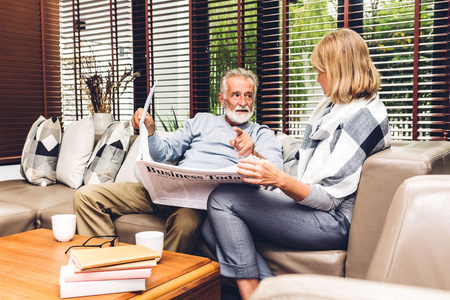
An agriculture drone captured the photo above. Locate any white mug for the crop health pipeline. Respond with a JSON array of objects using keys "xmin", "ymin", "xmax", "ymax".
[
  {"xmin": 136, "ymin": 231, "xmax": 164, "ymax": 262},
  {"xmin": 51, "ymin": 214, "xmax": 76, "ymax": 242}
]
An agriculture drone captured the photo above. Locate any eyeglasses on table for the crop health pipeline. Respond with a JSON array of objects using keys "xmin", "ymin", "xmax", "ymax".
[{"xmin": 65, "ymin": 235, "xmax": 119, "ymax": 254}]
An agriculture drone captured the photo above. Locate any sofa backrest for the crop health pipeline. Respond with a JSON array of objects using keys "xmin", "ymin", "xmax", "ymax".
[
  {"xmin": 366, "ymin": 175, "xmax": 450, "ymax": 290},
  {"xmin": 345, "ymin": 141, "xmax": 450, "ymax": 279}
]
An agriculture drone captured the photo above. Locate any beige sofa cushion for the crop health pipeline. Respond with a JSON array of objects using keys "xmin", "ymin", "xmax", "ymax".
[
  {"xmin": 0, "ymin": 180, "xmax": 76, "ymax": 228},
  {"xmin": 40, "ymin": 200, "xmax": 75, "ymax": 230},
  {"xmin": 0, "ymin": 180, "xmax": 75, "ymax": 210},
  {"xmin": 0, "ymin": 202, "xmax": 35, "ymax": 237},
  {"xmin": 257, "ymin": 242, "xmax": 346, "ymax": 277},
  {"xmin": 113, "ymin": 213, "xmax": 167, "ymax": 244}
]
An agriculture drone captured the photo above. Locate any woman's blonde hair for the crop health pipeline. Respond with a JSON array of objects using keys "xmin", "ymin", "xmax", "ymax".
[{"xmin": 310, "ymin": 28, "xmax": 380, "ymax": 104}]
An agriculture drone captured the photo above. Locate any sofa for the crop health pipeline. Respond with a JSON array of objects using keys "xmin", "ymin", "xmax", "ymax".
[
  {"xmin": 258, "ymin": 139, "xmax": 450, "ymax": 279},
  {"xmin": 250, "ymin": 175, "xmax": 450, "ymax": 299},
  {"xmin": 0, "ymin": 127, "xmax": 449, "ymax": 280}
]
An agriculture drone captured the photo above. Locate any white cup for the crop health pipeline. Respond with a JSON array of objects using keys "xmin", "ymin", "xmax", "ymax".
[
  {"xmin": 51, "ymin": 214, "xmax": 76, "ymax": 242},
  {"xmin": 136, "ymin": 231, "xmax": 164, "ymax": 262}
]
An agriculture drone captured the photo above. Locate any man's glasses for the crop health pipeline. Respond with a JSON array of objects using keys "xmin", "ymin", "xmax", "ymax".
[{"xmin": 65, "ymin": 235, "xmax": 119, "ymax": 254}]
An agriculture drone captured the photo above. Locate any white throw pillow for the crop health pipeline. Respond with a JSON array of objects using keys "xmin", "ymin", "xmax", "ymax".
[
  {"xmin": 20, "ymin": 116, "xmax": 61, "ymax": 186},
  {"xmin": 56, "ymin": 115, "xmax": 95, "ymax": 189},
  {"xmin": 84, "ymin": 121, "xmax": 131, "ymax": 185}
]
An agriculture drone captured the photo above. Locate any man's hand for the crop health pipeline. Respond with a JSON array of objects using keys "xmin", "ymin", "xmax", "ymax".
[
  {"xmin": 131, "ymin": 108, "xmax": 155, "ymax": 137},
  {"xmin": 230, "ymin": 127, "xmax": 255, "ymax": 157}
]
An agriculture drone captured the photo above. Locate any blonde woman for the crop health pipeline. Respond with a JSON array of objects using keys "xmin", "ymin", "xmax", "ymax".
[{"xmin": 202, "ymin": 28, "xmax": 391, "ymax": 299}]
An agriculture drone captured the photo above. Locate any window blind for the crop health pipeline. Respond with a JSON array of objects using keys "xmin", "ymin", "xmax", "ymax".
[
  {"xmin": 115, "ymin": 0, "xmax": 191, "ymax": 130},
  {"xmin": 0, "ymin": 0, "xmax": 61, "ymax": 164},
  {"xmin": 60, "ymin": 0, "xmax": 134, "ymax": 126},
  {"xmin": 360, "ymin": 0, "xmax": 449, "ymax": 140},
  {"xmin": 191, "ymin": 0, "xmax": 259, "ymax": 117},
  {"xmin": 60, "ymin": 0, "xmax": 449, "ymax": 140},
  {"xmin": 190, "ymin": 0, "xmax": 449, "ymax": 140},
  {"xmin": 150, "ymin": 0, "xmax": 191, "ymax": 125}
]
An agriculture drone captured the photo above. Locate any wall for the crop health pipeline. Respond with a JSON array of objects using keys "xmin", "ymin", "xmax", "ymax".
[{"xmin": 0, "ymin": 165, "xmax": 21, "ymax": 181}]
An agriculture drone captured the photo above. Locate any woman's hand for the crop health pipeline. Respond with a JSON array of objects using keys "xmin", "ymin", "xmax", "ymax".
[
  {"xmin": 236, "ymin": 156, "xmax": 283, "ymax": 186},
  {"xmin": 237, "ymin": 157, "xmax": 311, "ymax": 202},
  {"xmin": 131, "ymin": 108, "xmax": 155, "ymax": 137}
]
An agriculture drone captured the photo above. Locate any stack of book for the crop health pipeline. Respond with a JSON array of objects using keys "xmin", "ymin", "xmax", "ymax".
[{"xmin": 60, "ymin": 245, "xmax": 159, "ymax": 298}]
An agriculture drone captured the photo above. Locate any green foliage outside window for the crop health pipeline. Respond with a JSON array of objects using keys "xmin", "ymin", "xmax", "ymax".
[{"xmin": 208, "ymin": 0, "xmax": 258, "ymax": 116}]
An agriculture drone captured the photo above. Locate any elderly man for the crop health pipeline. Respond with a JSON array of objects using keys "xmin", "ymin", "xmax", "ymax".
[{"xmin": 74, "ymin": 68, "xmax": 283, "ymax": 254}]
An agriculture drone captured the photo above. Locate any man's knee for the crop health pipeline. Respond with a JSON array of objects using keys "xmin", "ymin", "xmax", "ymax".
[
  {"xmin": 167, "ymin": 208, "xmax": 205, "ymax": 233},
  {"xmin": 73, "ymin": 186, "xmax": 88, "ymax": 210},
  {"xmin": 73, "ymin": 185, "xmax": 102, "ymax": 211}
]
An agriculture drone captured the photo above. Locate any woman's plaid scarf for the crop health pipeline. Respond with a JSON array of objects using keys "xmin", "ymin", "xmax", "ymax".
[{"xmin": 297, "ymin": 94, "xmax": 391, "ymax": 221}]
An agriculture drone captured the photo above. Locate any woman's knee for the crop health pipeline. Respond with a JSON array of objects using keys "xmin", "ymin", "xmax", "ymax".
[
  {"xmin": 207, "ymin": 184, "xmax": 256, "ymax": 212},
  {"xmin": 208, "ymin": 184, "xmax": 238, "ymax": 209}
]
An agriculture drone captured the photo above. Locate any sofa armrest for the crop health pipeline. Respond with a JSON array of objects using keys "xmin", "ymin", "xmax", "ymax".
[
  {"xmin": 366, "ymin": 175, "xmax": 450, "ymax": 290},
  {"xmin": 346, "ymin": 141, "xmax": 450, "ymax": 279},
  {"xmin": 250, "ymin": 274, "xmax": 450, "ymax": 300}
]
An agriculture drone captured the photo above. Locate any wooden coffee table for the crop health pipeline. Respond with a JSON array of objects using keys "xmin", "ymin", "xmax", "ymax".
[{"xmin": 0, "ymin": 229, "xmax": 220, "ymax": 299}]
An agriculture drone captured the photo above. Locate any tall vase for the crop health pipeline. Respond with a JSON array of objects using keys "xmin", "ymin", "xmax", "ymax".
[{"xmin": 93, "ymin": 113, "xmax": 114, "ymax": 142}]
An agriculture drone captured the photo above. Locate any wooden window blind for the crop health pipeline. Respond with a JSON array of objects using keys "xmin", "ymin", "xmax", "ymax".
[
  {"xmin": 0, "ymin": 0, "xmax": 61, "ymax": 164},
  {"xmin": 132, "ymin": 0, "xmax": 191, "ymax": 126},
  {"xmin": 190, "ymin": 0, "xmax": 450, "ymax": 140},
  {"xmin": 3, "ymin": 0, "xmax": 448, "ymax": 165},
  {"xmin": 60, "ymin": 0, "xmax": 135, "ymax": 126}
]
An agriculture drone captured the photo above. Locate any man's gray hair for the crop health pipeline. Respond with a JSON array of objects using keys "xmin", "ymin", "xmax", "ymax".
[{"xmin": 220, "ymin": 68, "xmax": 258, "ymax": 100}]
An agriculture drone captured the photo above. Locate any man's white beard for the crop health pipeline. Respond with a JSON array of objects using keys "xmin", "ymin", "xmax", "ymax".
[{"xmin": 225, "ymin": 105, "xmax": 252, "ymax": 124}]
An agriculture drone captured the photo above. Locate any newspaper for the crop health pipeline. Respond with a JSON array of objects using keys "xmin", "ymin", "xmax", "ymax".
[
  {"xmin": 135, "ymin": 80, "xmax": 243, "ymax": 210},
  {"xmin": 136, "ymin": 161, "xmax": 243, "ymax": 210}
]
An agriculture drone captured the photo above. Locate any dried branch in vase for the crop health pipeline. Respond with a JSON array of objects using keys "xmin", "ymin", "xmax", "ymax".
[{"xmin": 80, "ymin": 64, "xmax": 140, "ymax": 114}]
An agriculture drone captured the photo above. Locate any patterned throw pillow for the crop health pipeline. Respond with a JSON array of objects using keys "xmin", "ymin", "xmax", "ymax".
[
  {"xmin": 84, "ymin": 121, "xmax": 131, "ymax": 185},
  {"xmin": 20, "ymin": 116, "xmax": 61, "ymax": 186}
]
